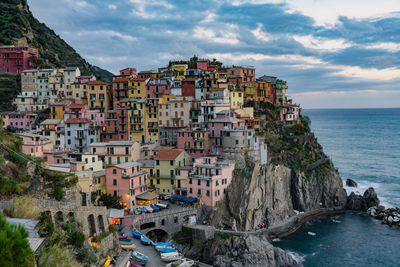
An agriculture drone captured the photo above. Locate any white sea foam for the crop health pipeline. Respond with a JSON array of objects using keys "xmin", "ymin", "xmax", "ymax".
[
  {"xmin": 287, "ymin": 251, "xmax": 306, "ymax": 266},
  {"xmin": 343, "ymin": 179, "xmax": 393, "ymax": 208}
]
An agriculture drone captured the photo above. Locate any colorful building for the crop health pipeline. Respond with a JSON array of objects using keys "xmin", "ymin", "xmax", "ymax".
[
  {"xmin": 0, "ymin": 46, "xmax": 39, "ymax": 73},
  {"xmin": 177, "ymin": 128, "xmax": 210, "ymax": 161},
  {"xmin": 87, "ymin": 80, "xmax": 112, "ymax": 113},
  {"xmin": 187, "ymin": 156, "xmax": 235, "ymax": 207},
  {"xmin": 7, "ymin": 112, "xmax": 37, "ymax": 130},
  {"xmin": 171, "ymin": 64, "xmax": 188, "ymax": 79},
  {"xmin": 152, "ymin": 149, "xmax": 190, "ymax": 195},
  {"xmin": 280, "ymin": 103, "xmax": 300, "ymax": 126},
  {"xmin": 19, "ymin": 133, "xmax": 52, "ymax": 158},
  {"xmin": 106, "ymin": 162, "xmax": 151, "ymax": 212},
  {"xmin": 128, "ymin": 78, "xmax": 147, "ymax": 100},
  {"xmin": 64, "ymin": 118, "xmax": 98, "ymax": 153},
  {"xmin": 146, "ymin": 78, "xmax": 171, "ymax": 98}
]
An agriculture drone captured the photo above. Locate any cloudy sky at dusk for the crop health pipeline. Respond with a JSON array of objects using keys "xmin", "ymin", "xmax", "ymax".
[{"xmin": 29, "ymin": 0, "xmax": 400, "ymax": 108}]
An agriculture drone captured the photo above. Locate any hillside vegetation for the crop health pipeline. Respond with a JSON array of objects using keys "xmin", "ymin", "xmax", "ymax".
[{"xmin": 0, "ymin": 0, "xmax": 113, "ymax": 79}]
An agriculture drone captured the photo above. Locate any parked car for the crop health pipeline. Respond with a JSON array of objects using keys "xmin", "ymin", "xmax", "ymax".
[
  {"xmin": 164, "ymin": 195, "xmax": 171, "ymax": 201},
  {"xmin": 156, "ymin": 202, "xmax": 169, "ymax": 209}
]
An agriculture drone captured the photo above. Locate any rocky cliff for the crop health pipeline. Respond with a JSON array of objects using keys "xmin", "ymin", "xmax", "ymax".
[{"xmin": 211, "ymin": 103, "xmax": 347, "ymax": 231}]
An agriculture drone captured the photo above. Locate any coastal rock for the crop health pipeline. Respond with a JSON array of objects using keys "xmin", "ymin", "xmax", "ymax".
[
  {"xmin": 212, "ymin": 235, "xmax": 300, "ymax": 267},
  {"xmin": 363, "ymin": 187, "xmax": 380, "ymax": 207},
  {"xmin": 346, "ymin": 188, "xmax": 379, "ymax": 212},
  {"xmin": 346, "ymin": 179, "xmax": 358, "ymax": 187}
]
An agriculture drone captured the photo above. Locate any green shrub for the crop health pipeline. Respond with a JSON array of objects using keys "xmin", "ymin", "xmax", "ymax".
[
  {"xmin": 54, "ymin": 186, "xmax": 63, "ymax": 201},
  {"xmin": 0, "ymin": 174, "xmax": 17, "ymax": 194},
  {"xmin": 37, "ymin": 212, "xmax": 54, "ymax": 237}
]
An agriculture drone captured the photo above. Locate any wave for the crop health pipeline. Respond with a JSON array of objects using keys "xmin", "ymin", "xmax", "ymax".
[{"xmin": 287, "ymin": 251, "xmax": 306, "ymax": 266}]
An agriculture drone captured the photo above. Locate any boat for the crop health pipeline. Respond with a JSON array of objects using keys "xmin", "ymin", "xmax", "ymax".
[
  {"xmin": 131, "ymin": 251, "xmax": 148, "ymax": 265},
  {"xmin": 141, "ymin": 207, "xmax": 148, "ymax": 214},
  {"xmin": 121, "ymin": 243, "xmax": 136, "ymax": 250},
  {"xmin": 308, "ymin": 232, "xmax": 316, "ymax": 236},
  {"xmin": 119, "ymin": 234, "xmax": 128, "ymax": 239},
  {"xmin": 134, "ymin": 208, "xmax": 142, "ymax": 215},
  {"xmin": 130, "ymin": 262, "xmax": 143, "ymax": 267},
  {"xmin": 140, "ymin": 236, "xmax": 151, "ymax": 245},
  {"xmin": 120, "ymin": 240, "xmax": 134, "ymax": 245},
  {"xmin": 132, "ymin": 231, "xmax": 143, "ymax": 239},
  {"xmin": 158, "ymin": 247, "xmax": 177, "ymax": 254},
  {"xmin": 156, "ymin": 202, "xmax": 168, "ymax": 209},
  {"xmin": 146, "ymin": 206, "xmax": 153, "ymax": 213},
  {"xmin": 118, "ymin": 238, "xmax": 132, "ymax": 242},
  {"xmin": 161, "ymin": 252, "xmax": 182, "ymax": 262},
  {"xmin": 150, "ymin": 204, "xmax": 160, "ymax": 212},
  {"xmin": 152, "ymin": 242, "xmax": 173, "ymax": 247},
  {"xmin": 165, "ymin": 259, "xmax": 195, "ymax": 267},
  {"xmin": 103, "ymin": 257, "xmax": 112, "ymax": 267}
]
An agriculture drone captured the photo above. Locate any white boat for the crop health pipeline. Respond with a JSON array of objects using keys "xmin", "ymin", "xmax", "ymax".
[
  {"xmin": 161, "ymin": 252, "xmax": 182, "ymax": 262},
  {"xmin": 146, "ymin": 205, "xmax": 154, "ymax": 213},
  {"xmin": 131, "ymin": 250, "xmax": 148, "ymax": 265},
  {"xmin": 165, "ymin": 258, "xmax": 195, "ymax": 267},
  {"xmin": 307, "ymin": 232, "xmax": 316, "ymax": 236}
]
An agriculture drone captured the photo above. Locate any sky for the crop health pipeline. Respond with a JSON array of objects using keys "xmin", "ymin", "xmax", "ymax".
[{"xmin": 28, "ymin": 0, "xmax": 400, "ymax": 108}]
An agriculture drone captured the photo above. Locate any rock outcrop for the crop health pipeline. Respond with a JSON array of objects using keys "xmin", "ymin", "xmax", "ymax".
[
  {"xmin": 346, "ymin": 178, "xmax": 358, "ymax": 187},
  {"xmin": 346, "ymin": 187, "xmax": 379, "ymax": 211},
  {"xmin": 212, "ymin": 235, "xmax": 299, "ymax": 267}
]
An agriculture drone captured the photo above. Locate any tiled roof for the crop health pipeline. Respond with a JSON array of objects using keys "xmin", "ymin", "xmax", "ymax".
[
  {"xmin": 113, "ymin": 77, "xmax": 130, "ymax": 82},
  {"xmin": 87, "ymin": 80, "xmax": 109, "ymax": 85},
  {"xmin": 114, "ymin": 161, "xmax": 141, "ymax": 169},
  {"xmin": 64, "ymin": 118, "xmax": 92, "ymax": 124},
  {"xmin": 154, "ymin": 149, "xmax": 184, "ymax": 160},
  {"xmin": 209, "ymin": 88, "xmax": 225, "ymax": 91},
  {"xmin": 67, "ymin": 103, "xmax": 85, "ymax": 109}
]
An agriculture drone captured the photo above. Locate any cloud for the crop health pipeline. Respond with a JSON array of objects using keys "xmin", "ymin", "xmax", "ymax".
[{"xmin": 28, "ymin": 0, "xmax": 400, "ymax": 108}]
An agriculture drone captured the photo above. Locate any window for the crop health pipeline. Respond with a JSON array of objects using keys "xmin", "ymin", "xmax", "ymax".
[
  {"xmin": 170, "ymin": 170, "xmax": 174, "ymax": 177},
  {"xmin": 125, "ymin": 147, "xmax": 129, "ymax": 154},
  {"xmin": 235, "ymin": 140, "xmax": 239, "ymax": 145},
  {"xmin": 113, "ymin": 191, "xmax": 117, "ymax": 196},
  {"xmin": 157, "ymin": 179, "xmax": 160, "ymax": 184},
  {"xmin": 113, "ymin": 169, "xmax": 117, "ymax": 174},
  {"xmin": 156, "ymin": 160, "xmax": 159, "ymax": 165},
  {"xmin": 216, "ymin": 180, "xmax": 219, "ymax": 186},
  {"xmin": 170, "ymin": 160, "xmax": 174, "ymax": 166},
  {"xmin": 67, "ymin": 131, "xmax": 71, "ymax": 136},
  {"xmin": 197, "ymin": 189, "xmax": 201, "ymax": 195},
  {"xmin": 113, "ymin": 179, "xmax": 117, "ymax": 185},
  {"xmin": 67, "ymin": 139, "xmax": 71, "ymax": 145},
  {"xmin": 207, "ymin": 190, "xmax": 210, "ymax": 197},
  {"xmin": 189, "ymin": 188, "xmax": 192, "ymax": 193},
  {"xmin": 92, "ymin": 157, "xmax": 95, "ymax": 163},
  {"xmin": 170, "ymin": 179, "xmax": 174, "ymax": 185},
  {"xmin": 189, "ymin": 178, "xmax": 192, "ymax": 184},
  {"xmin": 125, "ymin": 157, "xmax": 128, "ymax": 162},
  {"xmin": 206, "ymin": 180, "xmax": 210, "ymax": 187},
  {"xmin": 197, "ymin": 179, "xmax": 201, "ymax": 186}
]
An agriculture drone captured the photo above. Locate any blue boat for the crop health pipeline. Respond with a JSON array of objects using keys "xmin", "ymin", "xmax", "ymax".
[
  {"xmin": 132, "ymin": 231, "xmax": 142, "ymax": 239},
  {"xmin": 152, "ymin": 242, "xmax": 173, "ymax": 247},
  {"xmin": 120, "ymin": 239, "xmax": 134, "ymax": 245},
  {"xmin": 131, "ymin": 251, "xmax": 148, "ymax": 265},
  {"xmin": 150, "ymin": 204, "xmax": 160, "ymax": 212},
  {"xmin": 142, "ymin": 207, "xmax": 148, "ymax": 213},
  {"xmin": 158, "ymin": 247, "xmax": 177, "ymax": 253},
  {"xmin": 140, "ymin": 236, "xmax": 151, "ymax": 246}
]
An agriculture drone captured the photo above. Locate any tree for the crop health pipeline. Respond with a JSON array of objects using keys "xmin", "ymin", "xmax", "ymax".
[
  {"xmin": 0, "ymin": 212, "xmax": 35, "ymax": 267},
  {"xmin": 98, "ymin": 193, "xmax": 124, "ymax": 209},
  {"xmin": 54, "ymin": 186, "xmax": 63, "ymax": 201}
]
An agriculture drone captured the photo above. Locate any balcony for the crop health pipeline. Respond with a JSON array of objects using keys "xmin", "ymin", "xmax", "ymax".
[
  {"xmin": 75, "ymin": 134, "xmax": 86, "ymax": 140},
  {"xmin": 130, "ymin": 181, "xmax": 150, "ymax": 190},
  {"xmin": 75, "ymin": 143, "xmax": 85, "ymax": 148},
  {"xmin": 122, "ymin": 170, "xmax": 147, "ymax": 178}
]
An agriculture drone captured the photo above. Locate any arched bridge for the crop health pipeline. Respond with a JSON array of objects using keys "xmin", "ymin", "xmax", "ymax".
[{"xmin": 132, "ymin": 207, "xmax": 198, "ymax": 241}]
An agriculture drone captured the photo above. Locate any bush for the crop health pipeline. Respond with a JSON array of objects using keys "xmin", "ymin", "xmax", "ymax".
[
  {"xmin": 108, "ymin": 224, "xmax": 118, "ymax": 233},
  {"xmin": 10, "ymin": 196, "xmax": 38, "ymax": 219},
  {"xmin": 54, "ymin": 186, "xmax": 63, "ymax": 201},
  {"xmin": 37, "ymin": 212, "xmax": 54, "ymax": 237},
  {"xmin": 38, "ymin": 244, "xmax": 79, "ymax": 267},
  {"xmin": 0, "ymin": 174, "xmax": 17, "ymax": 194},
  {"xmin": 0, "ymin": 212, "xmax": 35, "ymax": 267}
]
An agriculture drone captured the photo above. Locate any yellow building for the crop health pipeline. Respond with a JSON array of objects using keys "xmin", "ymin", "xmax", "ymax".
[
  {"xmin": 228, "ymin": 84, "xmax": 244, "ymax": 109},
  {"xmin": 120, "ymin": 98, "xmax": 159, "ymax": 143},
  {"xmin": 49, "ymin": 101, "xmax": 69, "ymax": 120},
  {"xmin": 152, "ymin": 149, "xmax": 190, "ymax": 195},
  {"xmin": 128, "ymin": 77, "xmax": 148, "ymax": 99},
  {"xmin": 171, "ymin": 64, "xmax": 188, "ymax": 79},
  {"xmin": 87, "ymin": 80, "xmax": 112, "ymax": 113},
  {"xmin": 244, "ymin": 82, "xmax": 256, "ymax": 101}
]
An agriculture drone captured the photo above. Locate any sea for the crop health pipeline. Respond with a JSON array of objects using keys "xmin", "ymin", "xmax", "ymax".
[{"xmin": 274, "ymin": 108, "xmax": 400, "ymax": 267}]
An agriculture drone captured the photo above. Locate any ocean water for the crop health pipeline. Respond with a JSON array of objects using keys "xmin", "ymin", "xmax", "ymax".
[{"xmin": 275, "ymin": 108, "xmax": 400, "ymax": 266}]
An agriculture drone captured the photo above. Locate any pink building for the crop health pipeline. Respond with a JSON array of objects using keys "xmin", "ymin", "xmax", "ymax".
[
  {"xmin": 64, "ymin": 103, "xmax": 105, "ymax": 126},
  {"xmin": 146, "ymin": 78, "xmax": 171, "ymax": 98},
  {"xmin": 280, "ymin": 104, "xmax": 300, "ymax": 126},
  {"xmin": 207, "ymin": 110, "xmax": 246, "ymax": 155},
  {"xmin": 177, "ymin": 128, "xmax": 210, "ymax": 161},
  {"xmin": 19, "ymin": 133, "xmax": 52, "ymax": 158},
  {"xmin": 119, "ymin": 67, "xmax": 137, "ymax": 76},
  {"xmin": 100, "ymin": 106, "xmax": 129, "ymax": 142},
  {"xmin": 197, "ymin": 59, "xmax": 210, "ymax": 70},
  {"xmin": 187, "ymin": 157, "xmax": 235, "ymax": 207},
  {"xmin": 0, "ymin": 46, "xmax": 39, "ymax": 73},
  {"xmin": 7, "ymin": 112, "xmax": 37, "ymax": 130},
  {"xmin": 106, "ymin": 162, "xmax": 148, "ymax": 212}
]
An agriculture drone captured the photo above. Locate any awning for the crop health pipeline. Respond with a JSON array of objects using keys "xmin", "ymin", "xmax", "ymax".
[
  {"xmin": 107, "ymin": 208, "xmax": 125, "ymax": 218},
  {"xmin": 136, "ymin": 192, "xmax": 158, "ymax": 201}
]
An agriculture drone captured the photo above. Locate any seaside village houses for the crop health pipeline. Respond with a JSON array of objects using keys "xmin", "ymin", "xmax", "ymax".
[{"xmin": 1, "ymin": 46, "xmax": 302, "ymax": 213}]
